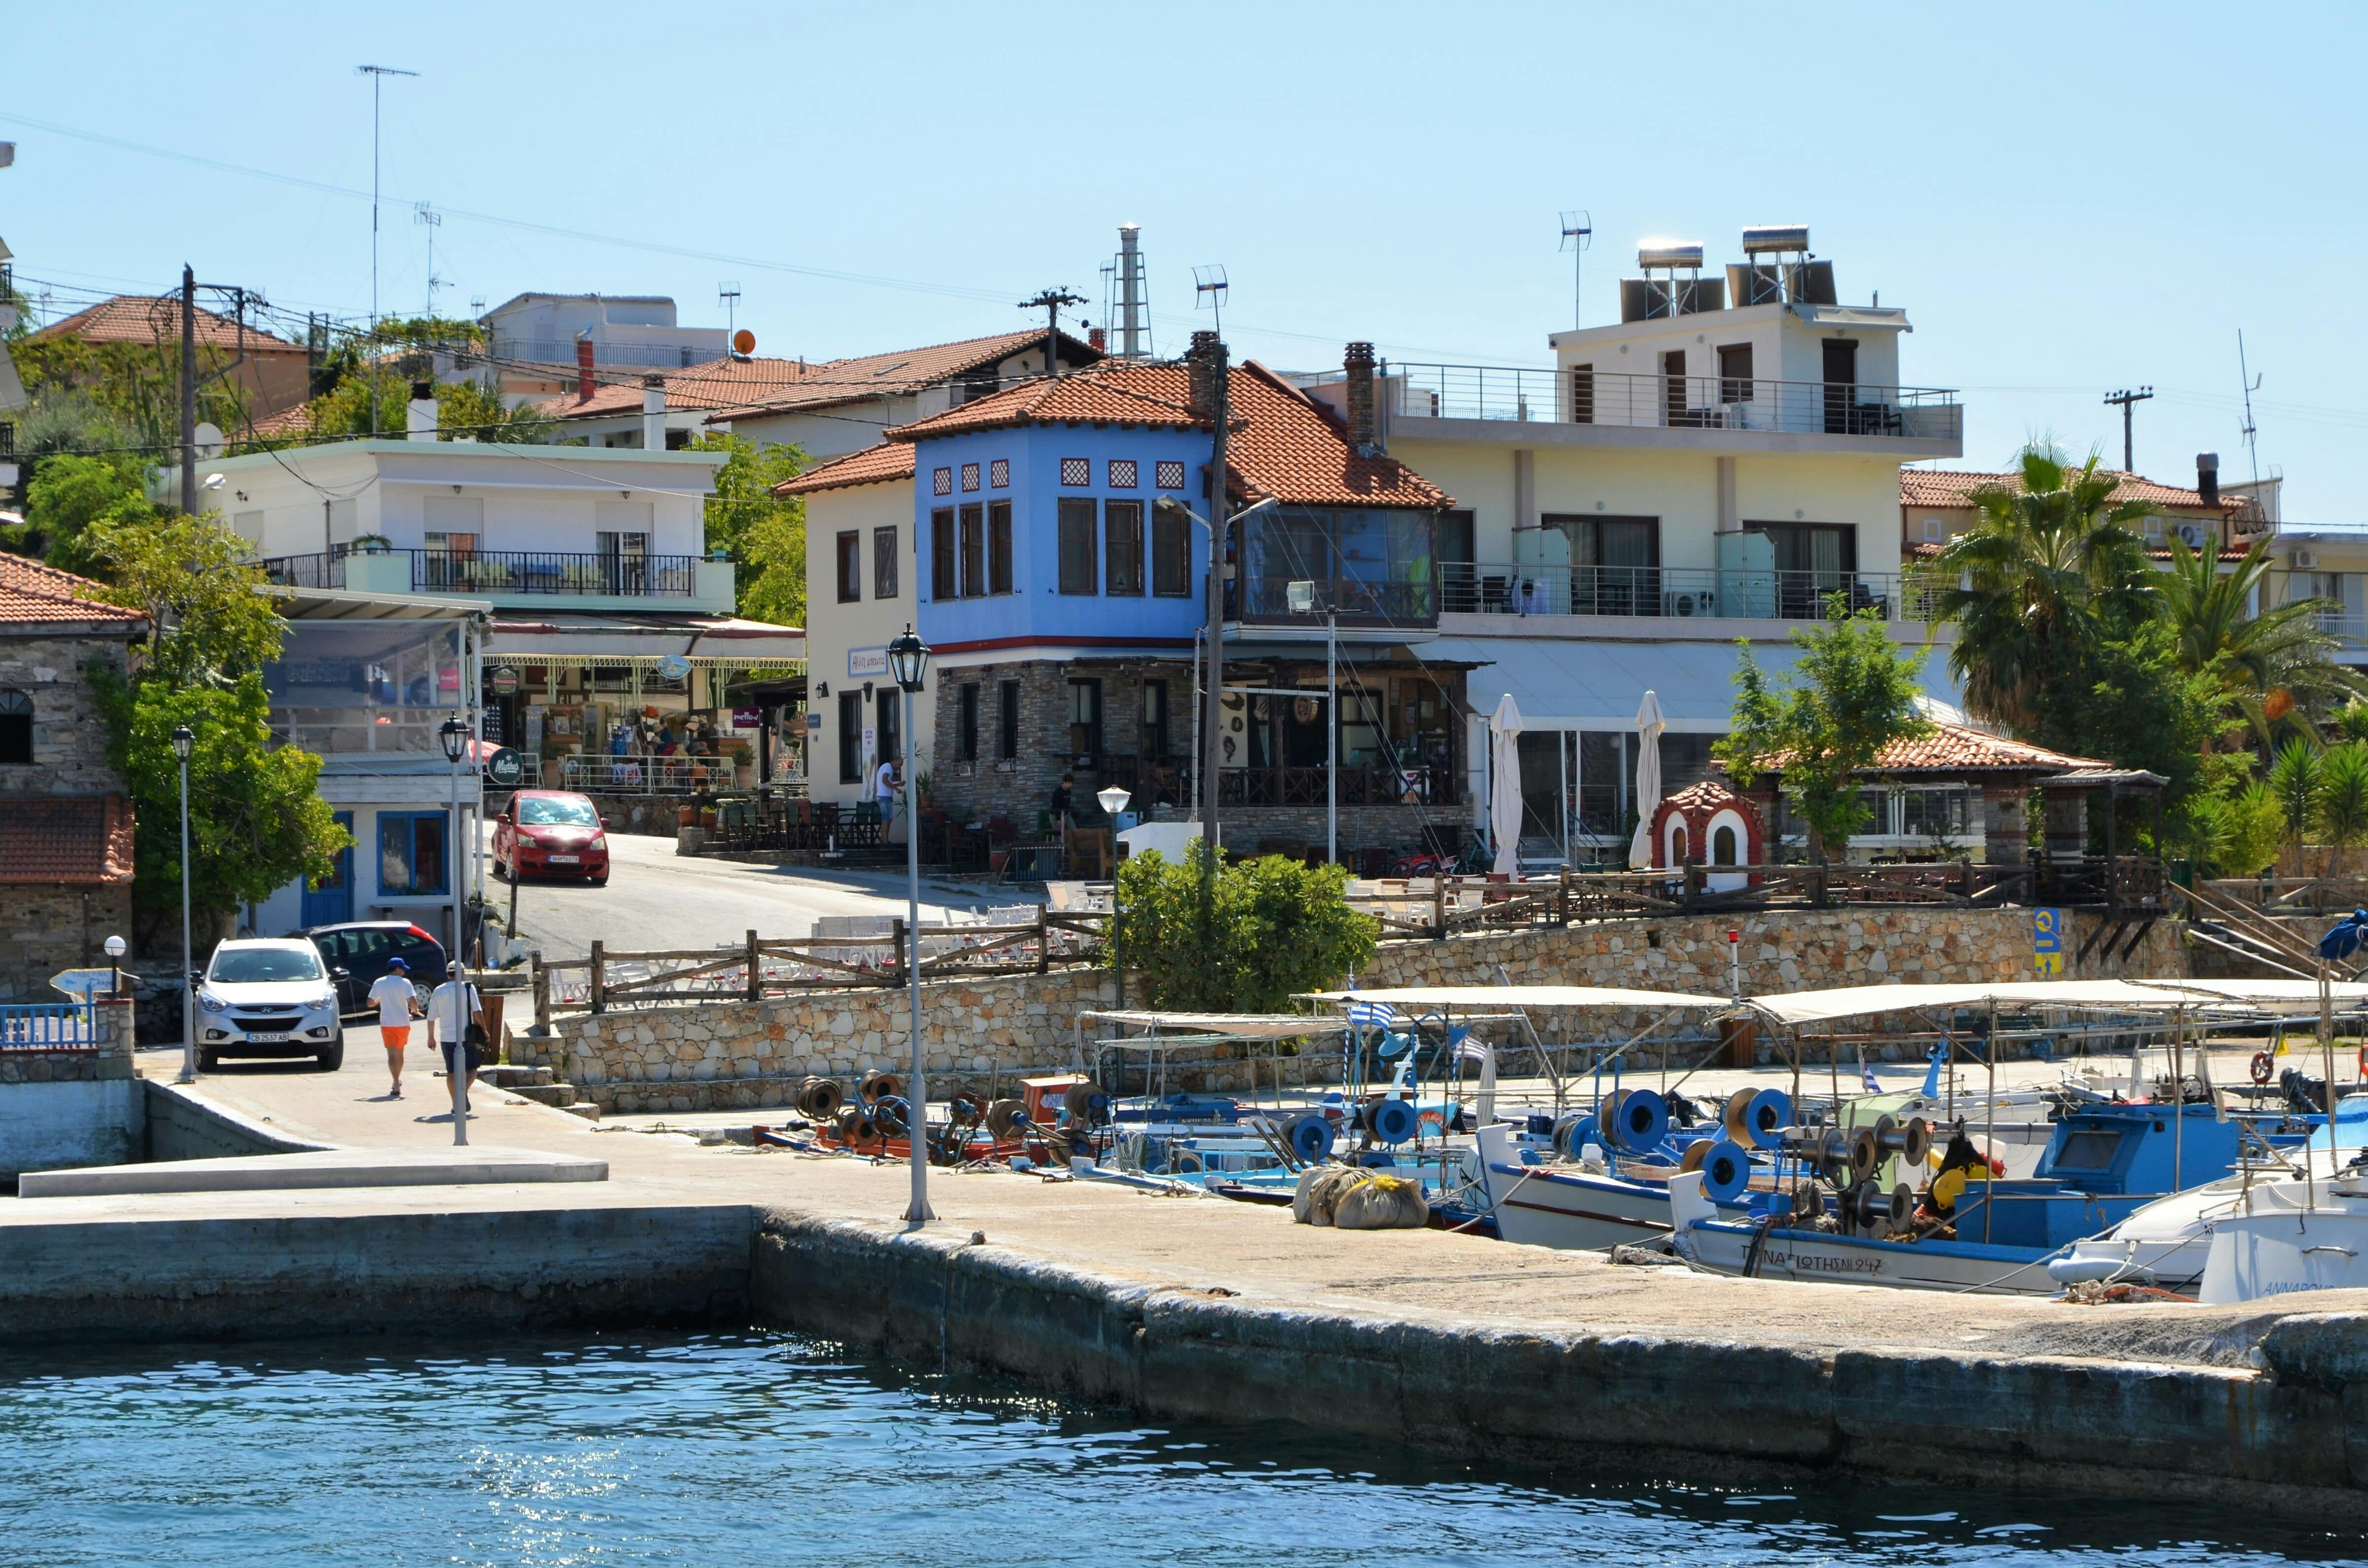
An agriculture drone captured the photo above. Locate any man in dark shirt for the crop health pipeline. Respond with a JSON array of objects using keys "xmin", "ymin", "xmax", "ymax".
[{"xmin": 1048, "ymin": 772, "xmax": 1075, "ymax": 830}]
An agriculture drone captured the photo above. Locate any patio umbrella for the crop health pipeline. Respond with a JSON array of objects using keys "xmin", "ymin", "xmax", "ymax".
[
  {"xmin": 1488, "ymin": 692, "xmax": 1524, "ymax": 878},
  {"xmin": 1626, "ymin": 688, "xmax": 1665, "ymax": 870}
]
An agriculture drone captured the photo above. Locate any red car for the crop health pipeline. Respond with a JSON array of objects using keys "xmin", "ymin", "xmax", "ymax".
[{"xmin": 494, "ymin": 790, "xmax": 612, "ymax": 885}]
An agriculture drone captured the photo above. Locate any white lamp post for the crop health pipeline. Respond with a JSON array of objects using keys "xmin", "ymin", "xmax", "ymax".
[
  {"xmin": 1096, "ymin": 786, "xmax": 1130, "ymax": 1010},
  {"xmin": 438, "ymin": 713, "xmax": 471, "ymax": 1147},
  {"xmin": 886, "ymin": 625, "xmax": 934, "ymax": 1222},
  {"xmin": 172, "ymin": 724, "xmax": 196, "ymax": 1083}
]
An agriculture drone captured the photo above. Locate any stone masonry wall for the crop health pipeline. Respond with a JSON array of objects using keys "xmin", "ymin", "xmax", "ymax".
[
  {"xmin": 0, "ymin": 884, "xmax": 134, "ymax": 1007},
  {"xmin": 0, "ymin": 994, "xmax": 136, "ymax": 1085},
  {"xmin": 527, "ymin": 906, "xmax": 2191, "ymax": 1109},
  {"xmin": 0, "ymin": 633, "xmax": 130, "ymax": 796}
]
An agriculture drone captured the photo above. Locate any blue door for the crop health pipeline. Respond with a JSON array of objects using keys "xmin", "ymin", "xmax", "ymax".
[{"xmin": 302, "ymin": 812, "xmax": 354, "ymax": 927}]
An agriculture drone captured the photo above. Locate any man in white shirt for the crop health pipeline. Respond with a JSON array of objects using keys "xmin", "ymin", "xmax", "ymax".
[
  {"xmin": 425, "ymin": 974, "xmax": 487, "ymax": 1120},
  {"xmin": 366, "ymin": 958, "xmax": 421, "ymax": 1100},
  {"xmin": 870, "ymin": 757, "xmax": 898, "ymax": 827}
]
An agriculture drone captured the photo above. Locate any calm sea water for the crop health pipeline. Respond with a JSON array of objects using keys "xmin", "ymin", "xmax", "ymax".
[{"xmin": 0, "ymin": 1332, "xmax": 2356, "ymax": 1567}]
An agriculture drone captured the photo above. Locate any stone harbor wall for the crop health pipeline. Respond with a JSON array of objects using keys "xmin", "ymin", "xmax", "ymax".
[
  {"xmin": 0, "ymin": 995, "xmax": 141, "ymax": 1176},
  {"xmin": 523, "ymin": 905, "xmax": 2191, "ymax": 1111}
]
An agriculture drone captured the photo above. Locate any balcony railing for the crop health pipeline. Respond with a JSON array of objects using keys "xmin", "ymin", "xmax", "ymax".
[
  {"xmin": 1387, "ymin": 364, "xmax": 1961, "ymax": 442},
  {"xmin": 259, "ymin": 549, "xmax": 699, "ymax": 598},
  {"xmin": 1440, "ymin": 562, "xmax": 1936, "ymax": 623}
]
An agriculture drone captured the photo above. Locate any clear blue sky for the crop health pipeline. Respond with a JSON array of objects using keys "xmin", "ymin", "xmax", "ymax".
[{"xmin": 8, "ymin": 0, "xmax": 2364, "ymax": 518}]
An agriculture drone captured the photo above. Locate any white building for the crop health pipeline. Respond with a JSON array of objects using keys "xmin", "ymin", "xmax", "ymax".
[
  {"xmin": 472, "ymin": 293, "xmax": 730, "ymax": 403},
  {"xmin": 1294, "ymin": 224, "xmax": 1968, "ymax": 859}
]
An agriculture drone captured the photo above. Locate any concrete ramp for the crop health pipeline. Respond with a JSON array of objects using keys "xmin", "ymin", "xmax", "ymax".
[{"xmin": 18, "ymin": 1146, "xmax": 607, "ymax": 1199}]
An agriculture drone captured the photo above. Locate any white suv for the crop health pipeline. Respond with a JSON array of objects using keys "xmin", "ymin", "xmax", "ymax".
[{"xmin": 196, "ymin": 939, "xmax": 345, "ymax": 1071}]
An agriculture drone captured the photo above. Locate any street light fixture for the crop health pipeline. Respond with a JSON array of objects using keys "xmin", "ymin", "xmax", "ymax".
[
  {"xmin": 1096, "ymin": 787, "xmax": 1131, "ymax": 1010},
  {"xmin": 438, "ymin": 713, "xmax": 471, "ymax": 1147},
  {"xmin": 171, "ymin": 724, "xmax": 196, "ymax": 1083},
  {"xmin": 887, "ymin": 625, "xmax": 935, "ymax": 1223}
]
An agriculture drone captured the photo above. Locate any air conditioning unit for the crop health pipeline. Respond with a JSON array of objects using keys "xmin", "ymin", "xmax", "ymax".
[
  {"xmin": 2175, "ymin": 521, "xmax": 2208, "ymax": 549},
  {"xmin": 1665, "ymin": 591, "xmax": 1701, "ymax": 617},
  {"xmin": 2294, "ymin": 550, "xmax": 2317, "ymax": 570}
]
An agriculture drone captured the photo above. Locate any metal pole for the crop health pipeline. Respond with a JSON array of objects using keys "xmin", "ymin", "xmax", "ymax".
[
  {"xmin": 1326, "ymin": 609, "xmax": 1337, "ymax": 867},
  {"xmin": 179, "ymin": 264, "xmax": 197, "ymax": 516},
  {"xmin": 177, "ymin": 751, "xmax": 195, "ymax": 1084},
  {"xmin": 903, "ymin": 683, "xmax": 933, "ymax": 1222},
  {"xmin": 449, "ymin": 738, "xmax": 469, "ymax": 1147},
  {"xmin": 1199, "ymin": 337, "xmax": 1230, "ymax": 854}
]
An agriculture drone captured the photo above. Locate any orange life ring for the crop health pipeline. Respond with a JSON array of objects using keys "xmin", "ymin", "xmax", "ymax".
[{"xmin": 2251, "ymin": 1051, "xmax": 2275, "ymax": 1086}]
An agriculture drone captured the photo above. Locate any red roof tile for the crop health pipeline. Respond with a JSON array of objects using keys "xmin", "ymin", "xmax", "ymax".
[
  {"xmin": 709, "ymin": 329, "xmax": 1101, "ymax": 420},
  {"xmin": 0, "ymin": 557, "xmax": 147, "ymax": 627},
  {"xmin": 772, "ymin": 442, "xmax": 917, "ymax": 496},
  {"xmin": 542, "ymin": 355, "xmax": 825, "ymax": 420},
  {"xmin": 1738, "ymin": 721, "xmax": 2106, "ymax": 777},
  {"xmin": 1901, "ymin": 465, "xmax": 2237, "ymax": 514},
  {"xmin": 29, "ymin": 296, "xmax": 304, "ymax": 354},
  {"xmin": 883, "ymin": 360, "xmax": 1453, "ymax": 511},
  {"xmin": 0, "ymin": 797, "xmax": 135, "ymax": 886}
]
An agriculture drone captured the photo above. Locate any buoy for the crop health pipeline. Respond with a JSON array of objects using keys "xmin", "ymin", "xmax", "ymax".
[
  {"xmin": 1282, "ymin": 1113, "xmax": 1336, "ymax": 1164},
  {"xmin": 1369, "ymin": 1098, "xmax": 1419, "ymax": 1145},
  {"xmin": 2252, "ymin": 1051, "xmax": 2275, "ymax": 1086},
  {"xmin": 1698, "ymin": 1139, "xmax": 1752, "ymax": 1204}
]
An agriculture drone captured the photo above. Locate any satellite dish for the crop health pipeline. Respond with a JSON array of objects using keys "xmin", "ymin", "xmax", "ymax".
[
  {"xmin": 732, "ymin": 328, "xmax": 756, "ymax": 356},
  {"xmin": 192, "ymin": 422, "xmax": 224, "ymax": 460}
]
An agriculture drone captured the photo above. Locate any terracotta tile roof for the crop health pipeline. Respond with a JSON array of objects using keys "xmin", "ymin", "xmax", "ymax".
[
  {"xmin": 0, "ymin": 796, "xmax": 135, "ymax": 886},
  {"xmin": 246, "ymin": 402, "xmax": 314, "ymax": 441},
  {"xmin": 1737, "ymin": 721, "xmax": 2106, "ymax": 778},
  {"xmin": 0, "ymin": 557, "xmax": 147, "ymax": 627},
  {"xmin": 1660, "ymin": 779, "xmax": 1746, "ymax": 812},
  {"xmin": 541, "ymin": 355, "xmax": 822, "ymax": 420},
  {"xmin": 1905, "ymin": 533, "xmax": 2252, "ymax": 563},
  {"xmin": 772, "ymin": 442, "xmax": 916, "ymax": 496},
  {"xmin": 708, "ymin": 329, "xmax": 1102, "ymax": 420},
  {"xmin": 883, "ymin": 360, "xmax": 1453, "ymax": 511},
  {"xmin": 29, "ymin": 296, "xmax": 304, "ymax": 354},
  {"xmin": 1901, "ymin": 465, "xmax": 2237, "ymax": 514}
]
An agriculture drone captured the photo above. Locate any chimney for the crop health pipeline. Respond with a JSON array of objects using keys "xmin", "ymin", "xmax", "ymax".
[
  {"xmin": 1088, "ymin": 325, "xmax": 1107, "ymax": 352},
  {"xmin": 2197, "ymin": 452, "xmax": 2220, "ymax": 507},
  {"xmin": 1186, "ymin": 329, "xmax": 1221, "ymax": 420},
  {"xmin": 1343, "ymin": 341, "xmax": 1377, "ymax": 454},
  {"xmin": 576, "ymin": 336, "xmax": 595, "ymax": 401},
  {"xmin": 641, "ymin": 375, "xmax": 667, "ymax": 450},
  {"xmin": 406, "ymin": 381, "xmax": 437, "ymax": 441}
]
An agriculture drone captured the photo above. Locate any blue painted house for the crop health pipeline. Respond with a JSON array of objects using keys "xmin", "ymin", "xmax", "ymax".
[{"xmin": 789, "ymin": 342, "xmax": 1469, "ymax": 862}]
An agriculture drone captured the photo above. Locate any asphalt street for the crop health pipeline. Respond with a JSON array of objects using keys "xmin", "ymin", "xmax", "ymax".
[{"xmin": 480, "ymin": 826, "xmax": 1036, "ymax": 962}]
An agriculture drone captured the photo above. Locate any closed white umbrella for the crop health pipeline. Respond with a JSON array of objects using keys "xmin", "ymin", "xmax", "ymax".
[
  {"xmin": 1489, "ymin": 692, "xmax": 1525, "ymax": 878},
  {"xmin": 1626, "ymin": 688, "xmax": 1665, "ymax": 870}
]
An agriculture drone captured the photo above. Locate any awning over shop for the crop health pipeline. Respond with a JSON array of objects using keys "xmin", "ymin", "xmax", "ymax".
[
  {"xmin": 485, "ymin": 611, "xmax": 804, "ymax": 667},
  {"xmin": 1427, "ymin": 634, "xmax": 1966, "ymax": 732}
]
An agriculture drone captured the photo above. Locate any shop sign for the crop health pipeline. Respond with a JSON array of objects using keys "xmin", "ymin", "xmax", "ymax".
[
  {"xmin": 847, "ymin": 647, "xmax": 889, "ymax": 678},
  {"xmin": 484, "ymin": 747, "xmax": 526, "ymax": 788},
  {"xmin": 488, "ymin": 666, "xmax": 522, "ymax": 696},
  {"xmin": 731, "ymin": 707, "xmax": 761, "ymax": 729}
]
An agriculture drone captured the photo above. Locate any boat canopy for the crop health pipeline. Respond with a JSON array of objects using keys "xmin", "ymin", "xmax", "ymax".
[
  {"xmin": 1741, "ymin": 977, "xmax": 2368, "ymax": 1027},
  {"xmin": 1078, "ymin": 1010, "xmax": 1349, "ymax": 1040},
  {"xmin": 1303, "ymin": 985, "xmax": 1729, "ymax": 1011}
]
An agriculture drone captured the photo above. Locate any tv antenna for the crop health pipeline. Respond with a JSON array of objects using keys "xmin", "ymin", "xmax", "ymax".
[
  {"xmin": 1558, "ymin": 209, "xmax": 1592, "ymax": 329},
  {"xmin": 1192, "ymin": 264, "xmax": 1228, "ymax": 338},
  {"xmin": 718, "ymin": 280, "xmax": 742, "ymax": 342},
  {"xmin": 413, "ymin": 201, "xmax": 443, "ymax": 315},
  {"xmin": 2237, "ymin": 330, "xmax": 2263, "ymax": 488}
]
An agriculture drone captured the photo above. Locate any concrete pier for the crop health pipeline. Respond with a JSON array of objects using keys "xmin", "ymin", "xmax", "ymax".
[{"xmin": 0, "ymin": 1047, "xmax": 2364, "ymax": 1516}]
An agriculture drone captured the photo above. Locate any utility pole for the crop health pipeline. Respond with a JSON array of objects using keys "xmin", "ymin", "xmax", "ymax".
[
  {"xmin": 1019, "ymin": 286, "xmax": 1087, "ymax": 381},
  {"xmin": 1197, "ymin": 333, "xmax": 1230, "ymax": 852},
  {"xmin": 358, "ymin": 65, "xmax": 419, "ymax": 435},
  {"xmin": 179, "ymin": 264, "xmax": 197, "ymax": 516},
  {"xmin": 2103, "ymin": 386, "xmax": 2153, "ymax": 473}
]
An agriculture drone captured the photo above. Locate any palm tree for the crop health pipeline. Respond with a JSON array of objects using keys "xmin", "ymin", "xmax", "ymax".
[
  {"xmin": 2158, "ymin": 539, "xmax": 2365, "ymax": 748},
  {"xmin": 1917, "ymin": 447, "xmax": 2160, "ymax": 732},
  {"xmin": 2270, "ymin": 738, "xmax": 2324, "ymax": 865},
  {"xmin": 2319, "ymin": 743, "xmax": 2368, "ymax": 877}
]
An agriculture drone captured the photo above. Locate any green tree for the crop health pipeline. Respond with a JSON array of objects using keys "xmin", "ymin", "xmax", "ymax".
[
  {"xmin": 2023, "ymin": 621, "xmax": 2221, "ymax": 809},
  {"xmin": 8, "ymin": 451, "xmax": 152, "ymax": 567},
  {"xmin": 2269, "ymin": 738, "xmax": 2325, "ymax": 866},
  {"xmin": 77, "ymin": 512, "xmax": 349, "ymax": 927},
  {"xmin": 2213, "ymin": 778, "xmax": 2289, "ymax": 878},
  {"xmin": 2159, "ymin": 537, "xmax": 2362, "ymax": 746},
  {"xmin": 1716, "ymin": 601, "xmax": 1935, "ymax": 861},
  {"xmin": 1114, "ymin": 845, "xmax": 1378, "ymax": 1012},
  {"xmin": 1915, "ymin": 446, "xmax": 2159, "ymax": 733},
  {"xmin": 433, "ymin": 376, "xmax": 555, "ymax": 443},
  {"xmin": 690, "ymin": 432, "xmax": 808, "ymax": 626},
  {"xmin": 2319, "ymin": 742, "xmax": 2368, "ymax": 876},
  {"xmin": 12, "ymin": 329, "xmax": 253, "ymax": 461}
]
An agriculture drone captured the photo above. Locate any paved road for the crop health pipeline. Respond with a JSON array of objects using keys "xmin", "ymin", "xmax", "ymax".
[{"xmin": 480, "ymin": 827, "xmax": 1038, "ymax": 962}]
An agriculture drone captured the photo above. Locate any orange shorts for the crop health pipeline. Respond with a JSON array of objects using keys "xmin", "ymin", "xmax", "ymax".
[{"xmin": 380, "ymin": 1024, "xmax": 411, "ymax": 1049}]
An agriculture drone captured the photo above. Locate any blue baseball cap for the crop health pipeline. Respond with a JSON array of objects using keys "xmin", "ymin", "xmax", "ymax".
[{"xmin": 387, "ymin": 957, "xmax": 407, "ymax": 970}]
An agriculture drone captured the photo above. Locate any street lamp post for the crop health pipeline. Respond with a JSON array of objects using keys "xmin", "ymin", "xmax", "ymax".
[
  {"xmin": 887, "ymin": 626, "xmax": 934, "ymax": 1223},
  {"xmin": 438, "ymin": 713, "xmax": 471, "ymax": 1148},
  {"xmin": 1096, "ymin": 786, "xmax": 1131, "ymax": 1010},
  {"xmin": 172, "ymin": 725, "xmax": 196, "ymax": 1083}
]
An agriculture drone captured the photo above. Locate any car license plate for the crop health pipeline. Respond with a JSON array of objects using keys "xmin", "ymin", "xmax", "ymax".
[
  {"xmin": 549, "ymin": 854, "xmax": 580, "ymax": 865},
  {"xmin": 245, "ymin": 1031, "xmax": 289, "ymax": 1043}
]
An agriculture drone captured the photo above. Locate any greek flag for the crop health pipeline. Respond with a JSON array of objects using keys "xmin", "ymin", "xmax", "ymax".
[
  {"xmin": 1343, "ymin": 999, "xmax": 1403, "ymax": 1031},
  {"xmin": 1859, "ymin": 1052, "xmax": 1879, "ymax": 1093}
]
